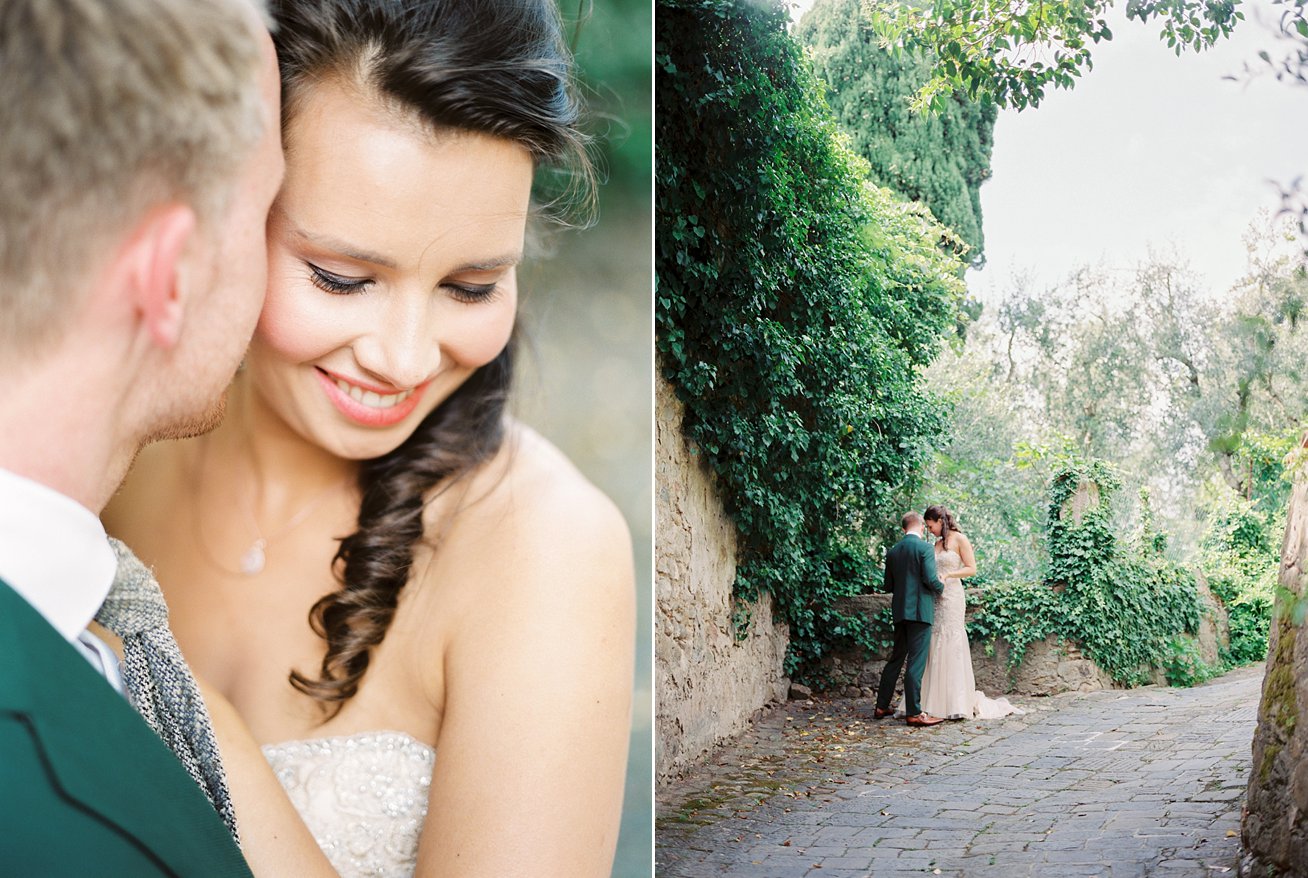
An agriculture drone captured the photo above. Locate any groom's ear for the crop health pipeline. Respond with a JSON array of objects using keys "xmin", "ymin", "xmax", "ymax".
[{"xmin": 115, "ymin": 202, "xmax": 199, "ymax": 350}]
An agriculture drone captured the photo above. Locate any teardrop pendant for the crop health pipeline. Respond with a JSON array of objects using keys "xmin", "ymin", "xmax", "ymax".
[{"xmin": 240, "ymin": 539, "xmax": 267, "ymax": 576}]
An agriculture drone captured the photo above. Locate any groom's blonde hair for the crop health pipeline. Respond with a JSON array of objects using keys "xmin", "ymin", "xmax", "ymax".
[
  {"xmin": 0, "ymin": 0, "xmax": 269, "ymax": 353},
  {"xmin": 902, "ymin": 511, "xmax": 923, "ymax": 531}
]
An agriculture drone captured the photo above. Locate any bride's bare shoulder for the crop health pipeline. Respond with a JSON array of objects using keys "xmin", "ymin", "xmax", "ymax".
[{"xmin": 422, "ymin": 420, "xmax": 633, "ymax": 599}]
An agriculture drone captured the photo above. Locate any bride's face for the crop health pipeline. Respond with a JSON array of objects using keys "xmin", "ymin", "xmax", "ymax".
[
  {"xmin": 246, "ymin": 79, "xmax": 533, "ymax": 460},
  {"xmin": 925, "ymin": 518, "xmax": 942, "ymax": 537}
]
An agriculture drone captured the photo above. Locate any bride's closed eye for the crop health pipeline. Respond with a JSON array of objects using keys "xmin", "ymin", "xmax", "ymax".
[
  {"xmin": 307, "ymin": 259, "xmax": 504, "ymax": 305},
  {"xmin": 307, "ymin": 262, "xmax": 372, "ymax": 295},
  {"xmin": 443, "ymin": 281, "xmax": 500, "ymax": 305}
]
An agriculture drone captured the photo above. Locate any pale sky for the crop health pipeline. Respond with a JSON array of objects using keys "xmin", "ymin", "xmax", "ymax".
[{"xmin": 791, "ymin": 0, "xmax": 1308, "ymax": 302}]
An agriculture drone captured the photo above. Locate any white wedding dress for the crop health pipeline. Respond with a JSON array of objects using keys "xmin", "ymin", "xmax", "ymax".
[
  {"xmin": 919, "ymin": 547, "xmax": 1025, "ymax": 720},
  {"xmin": 263, "ymin": 730, "xmax": 435, "ymax": 877}
]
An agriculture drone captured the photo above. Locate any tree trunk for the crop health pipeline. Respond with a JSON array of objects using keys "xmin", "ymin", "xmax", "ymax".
[{"xmin": 1241, "ymin": 433, "xmax": 1308, "ymax": 876}]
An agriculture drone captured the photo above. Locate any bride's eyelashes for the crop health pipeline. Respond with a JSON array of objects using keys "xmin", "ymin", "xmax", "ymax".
[
  {"xmin": 305, "ymin": 261, "xmax": 502, "ymax": 305},
  {"xmin": 307, "ymin": 262, "xmax": 372, "ymax": 295},
  {"xmin": 444, "ymin": 281, "xmax": 500, "ymax": 304}
]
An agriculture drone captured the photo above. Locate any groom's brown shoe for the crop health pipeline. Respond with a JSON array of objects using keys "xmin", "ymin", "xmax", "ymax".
[
  {"xmin": 905, "ymin": 713, "xmax": 944, "ymax": 727},
  {"xmin": 873, "ymin": 707, "xmax": 895, "ymax": 719}
]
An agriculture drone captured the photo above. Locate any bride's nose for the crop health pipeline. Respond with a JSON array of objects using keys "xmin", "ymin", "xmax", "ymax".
[{"xmin": 355, "ymin": 294, "xmax": 442, "ymax": 389}]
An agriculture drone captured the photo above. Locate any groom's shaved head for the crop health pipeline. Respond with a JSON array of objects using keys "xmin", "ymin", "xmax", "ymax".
[{"xmin": 902, "ymin": 511, "xmax": 923, "ymax": 531}]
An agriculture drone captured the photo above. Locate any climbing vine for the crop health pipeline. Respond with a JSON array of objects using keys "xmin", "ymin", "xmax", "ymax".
[
  {"xmin": 657, "ymin": 0, "xmax": 965, "ymax": 674},
  {"xmin": 1199, "ymin": 487, "xmax": 1280, "ymax": 665},
  {"xmin": 966, "ymin": 457, "xmax": 1204, "ymax": 686}
]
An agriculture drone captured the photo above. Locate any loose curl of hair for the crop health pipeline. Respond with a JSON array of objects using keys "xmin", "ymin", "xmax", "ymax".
[
  {"xmin": 274, "ymin": 0, "xmax": 592, "ymax": 713},
  {"xmin": 923, "ymin": 505, "xmax": 960, "ymax": 551}
]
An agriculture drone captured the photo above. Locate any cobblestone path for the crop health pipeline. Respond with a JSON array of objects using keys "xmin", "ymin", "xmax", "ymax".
[{"xmin": 656, "ymin": 664, "xmax": 1265, "ymax": 877}]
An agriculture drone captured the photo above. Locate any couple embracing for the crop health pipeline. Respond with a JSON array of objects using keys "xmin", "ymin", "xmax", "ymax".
[
  {"xmin": 874, "ymin": 508, "xmax": 1023, "ymax": 726},
  {"xmin": 0, "ymin": 0, "xmax": 634, "ymax": 875}
]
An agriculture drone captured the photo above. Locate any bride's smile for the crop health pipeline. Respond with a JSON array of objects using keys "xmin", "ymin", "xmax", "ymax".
[{"xmin": 314, "ymin": 367, "xmax": 427, "ymax": 427}]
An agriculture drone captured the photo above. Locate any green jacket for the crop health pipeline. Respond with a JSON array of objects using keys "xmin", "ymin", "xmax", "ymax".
[
  {"xmin": 883, "ymin": 533, "xmax": 946, "ymax": 624},
  {"xmin": 0, "ymin": 578, "xmax": 252, "ymax": 877}
]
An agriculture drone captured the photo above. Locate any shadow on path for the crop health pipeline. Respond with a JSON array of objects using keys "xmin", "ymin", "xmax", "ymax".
[{"xmin": 656, "ymin": 664, "xmax": 1264, "ymax": 877}]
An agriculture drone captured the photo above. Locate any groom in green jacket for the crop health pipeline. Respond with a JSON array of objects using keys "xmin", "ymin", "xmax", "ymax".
[
  {"xmin": 0, "ymin": 0, "xmax": 284, "ymax": 872},
  {"xmin": 875, "ymin": 512, "xmax": 947, "ymax": 727}
]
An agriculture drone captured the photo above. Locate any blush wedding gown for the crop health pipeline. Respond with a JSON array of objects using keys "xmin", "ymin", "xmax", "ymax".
[
  {"xmin": 918, "ymin": 547, "xmax": 1025, "ymax": 720},
  {"xmin": 263, "ymin": 730, "xmax": 435, "ymax": 877}
]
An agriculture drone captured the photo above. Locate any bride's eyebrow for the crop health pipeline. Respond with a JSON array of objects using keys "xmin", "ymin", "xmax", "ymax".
[
  {"xmin": 452, "ymin": 253, "xmax": 523, "ymax": 272},
  {"xmin": 291, "ymin": 227, "xmax": 398, "ymax": 269},
  {"xmin": 290, "ymin": 226, "xmax": 521, "ymax": 274}
]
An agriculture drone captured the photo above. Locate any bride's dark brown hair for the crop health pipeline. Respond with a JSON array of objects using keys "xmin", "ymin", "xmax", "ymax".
[
  {"xmin": 272, "ymin": 0, "xmax": 591, "ymax": 713},
  {"xmin": 923, "ymin": 505, "xmax": 960, "ymax": 551}
]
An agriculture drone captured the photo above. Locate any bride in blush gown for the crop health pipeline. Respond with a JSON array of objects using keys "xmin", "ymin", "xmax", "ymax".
[
  {"xmin": 918, "ymin": 506, "xmax": 1024, "ymax": 721},
  {"xmin": 104, "ymin": 0, "xmax": 634, "ymax": 875}
]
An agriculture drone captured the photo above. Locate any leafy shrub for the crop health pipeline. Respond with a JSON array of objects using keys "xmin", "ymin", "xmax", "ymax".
[
  {"xmin": 965, "ymin": 578, "xmax": 1063, "ymax": 671},
  {"xmin": 656, "ymin": 0, "xmax": 965, "ymax": 674},
  {"xmin": 1160, "ymin": 636, "xmax": 1222, "ymax": 688},
  {"xmin": 1200, "ymin": 485, "xmax": 1280, "ymax": 665},
  {"xmin": 966, "ymin": 456, "xmax": 1204, "ymax": 687}
]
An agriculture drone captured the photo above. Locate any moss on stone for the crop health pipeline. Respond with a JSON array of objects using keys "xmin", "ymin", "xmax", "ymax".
[
  {"xmin": 1259, "ymin": 740, "xmax": 1282, "ymax": 785},
  {"xmin": 1261, "ymin": 616, "xmax": 1300, "ymax": 740}
]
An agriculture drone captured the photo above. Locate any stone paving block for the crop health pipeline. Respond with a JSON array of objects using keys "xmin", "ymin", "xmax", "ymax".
[
  {"xmin": 1105, "ymin": 864, "xmax": 1149, "ymax": 878},
  {"xmin": 1034, "ymin": 848, "xmax": 1110, "ymax": 865},
  {"xmin": 951, "ymin": 865, "xmax": 1037, "ymax": 877},
  {"xmin": 802, "ymin": 846, "xmax": 849, "ymax": 857},
  {"xmin": 915, "ymin": 829, "xmax": 976, "ymax": 843},
  {"xmin": 813, "ymin": 826, "xmax": 869, "ymax": 841},
  {"xmin": 760, "ymin": 856, "xmax": 825, "ymax": 876},
  {"xmin": 806, "ymin": 856, "xmax": 877, "ymax": 870},
  {"xmin": 819, "ymin": 813, "xmax": 894, "ymax": 828},
  {"xmin": 890, "ymin": 850, "xmax": 939, "ymax": 867},
  {"xmin": 854, "ymin": 827, "xmax": 921, "ymax": 841},
  {"xmin": 662, "ymin": 865, "xmax": 724, "ymax": 877},
  {"xmin": 965, "ymin": 840, "xmax": 1030, "ymax": 855},
  {"xmin": 872, "ymin": 837, "xmax": 925, "ymax": 850},
  {"xmin": 1029, "ymin": 864, "xmax": 1107, "ymax": 876}
]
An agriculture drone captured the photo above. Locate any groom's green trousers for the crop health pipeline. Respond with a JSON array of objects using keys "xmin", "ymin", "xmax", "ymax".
[{"xmin": 876, "ymin": 621, "xmax": 932, "ymax": 717}]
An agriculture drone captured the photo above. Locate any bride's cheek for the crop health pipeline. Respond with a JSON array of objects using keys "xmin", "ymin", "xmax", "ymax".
[
  {"xmin": 458, "ymin": 304, "xmax": 517, "ymax": 366},
  {"xmin": 255, "ymin": 286, "xmax": 338, "ymax": 364}
]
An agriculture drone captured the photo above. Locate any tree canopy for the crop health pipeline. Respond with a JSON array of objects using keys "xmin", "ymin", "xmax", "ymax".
[
  {"xmin": 868, "ymin": 0, "xmax": 1257, "ymax": 111},
  {"xmin": 798, "ymin": 0, "xmax": 998, "ymax": 265}
]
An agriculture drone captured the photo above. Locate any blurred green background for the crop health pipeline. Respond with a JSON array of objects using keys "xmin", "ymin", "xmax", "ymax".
[{"xmin": 513, "ymin": 0, "xmax": 651, "ymax": 875}]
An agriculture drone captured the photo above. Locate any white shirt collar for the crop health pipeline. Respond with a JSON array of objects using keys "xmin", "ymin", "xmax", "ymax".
[{"xmin": 0, "ymin": 467, "xmax": 117, "ymax": 642}]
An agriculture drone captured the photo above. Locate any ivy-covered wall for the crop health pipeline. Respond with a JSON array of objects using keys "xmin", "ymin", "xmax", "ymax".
[
  {"xmin": 657, "ymin": 0, "xmax": 965, "ymax": 676},
  {"xmin": 966, "ymin": 458, "xmax": 1205, "ymax": 687},
  {"xmin": 796, "ymin": 0, "xmax": 997, "ymax": 266}
]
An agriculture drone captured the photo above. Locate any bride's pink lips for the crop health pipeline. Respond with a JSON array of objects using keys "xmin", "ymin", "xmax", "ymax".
[{"xmin": 314, "ymin": 367, "xmax": 428, "ymax": 428}]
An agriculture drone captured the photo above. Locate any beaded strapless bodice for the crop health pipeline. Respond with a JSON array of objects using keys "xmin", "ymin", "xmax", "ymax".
[
  {"xmin": 262, "ymin": 731, "xmax": 435, "ymax": 878},
  {"xmin": 934, "ymin": 547, "xmax": 963, "ymax": 579}
]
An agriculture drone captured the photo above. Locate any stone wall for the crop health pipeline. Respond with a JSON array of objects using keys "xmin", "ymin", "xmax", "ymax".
[
  {"xmin": 822, "ymin": 593, "xmax": 1115, "ymax": 696},
  {"xmin": 1242, "ymin": 446, "xmax": 1308, "ymax": 877},
  {"xmin": 819, "ymin": 578, "xmax": 1233, "ymax": 698},
  {"xmin": 815, "ymin": 630, "xmax": 1116, "ymax": 698},
  {"xmin": 656, "ymin": 378, "xmax": 790, "ymax": 784}
]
